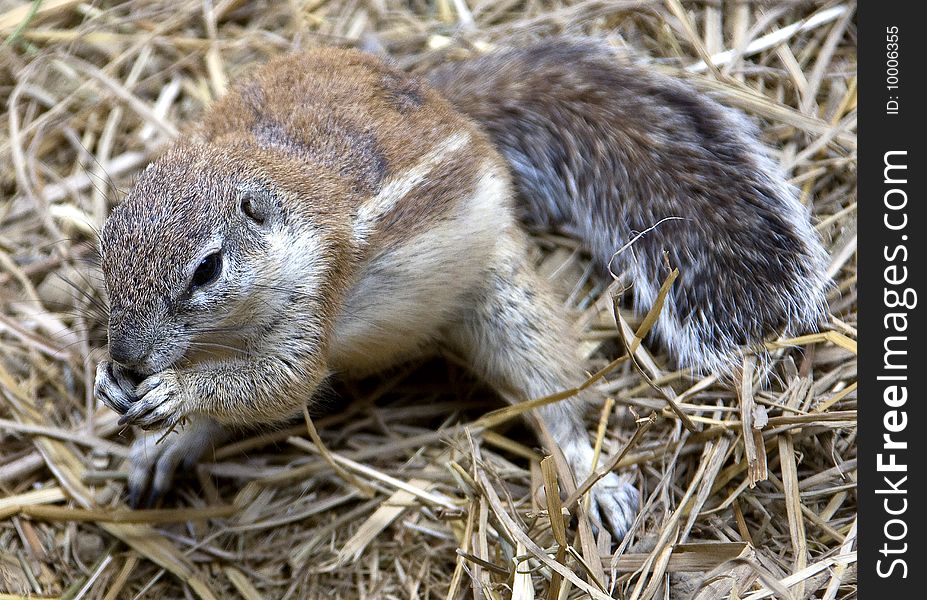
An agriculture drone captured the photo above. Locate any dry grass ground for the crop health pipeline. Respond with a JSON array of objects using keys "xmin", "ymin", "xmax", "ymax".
[{"xmin": 0, "ymin": 1, "xmax": 857, "ymax": 598}]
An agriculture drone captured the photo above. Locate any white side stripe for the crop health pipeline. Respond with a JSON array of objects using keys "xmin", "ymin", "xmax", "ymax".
[{"xmin": 353, "ymin": 131, "xmax": 471, "ymax": 240}]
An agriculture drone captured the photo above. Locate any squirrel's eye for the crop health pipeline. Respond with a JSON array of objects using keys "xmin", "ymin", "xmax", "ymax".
[{"xmin": 190, "ymin": 253, "xmax": 222, "ymax": 289}]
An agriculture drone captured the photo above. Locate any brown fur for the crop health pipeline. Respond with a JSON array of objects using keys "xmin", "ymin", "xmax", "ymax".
[{"xmin": 191, "ymin": 49, "xmax": 496, "ymax": 248}]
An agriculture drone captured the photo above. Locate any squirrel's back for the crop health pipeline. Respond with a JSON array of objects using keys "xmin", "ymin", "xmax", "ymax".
[{"xmin": 429, "ymin": 40, "xmax": 830, "ymax": 371}]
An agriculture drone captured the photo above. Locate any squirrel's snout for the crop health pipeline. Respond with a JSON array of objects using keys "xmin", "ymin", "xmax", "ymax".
[{"xmin": 108, "ymin": 338, "xmax": 151, "ymax": 372}]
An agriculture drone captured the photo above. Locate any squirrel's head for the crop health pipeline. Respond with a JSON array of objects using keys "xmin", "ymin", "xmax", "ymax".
[{"xmin": 100, "ymin": 142, "xmax": 353, "ymax": 376}]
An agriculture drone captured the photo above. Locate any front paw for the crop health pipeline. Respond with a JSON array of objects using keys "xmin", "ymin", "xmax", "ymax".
[
  {"xmin": 94, "ymin": 361, "xmax": 139, "ymax": 414},
  {"xmin": 127, "ymin": 417, "xmax": 226, "ymax": 508},
  {"xmin": 118, "ymin": 370, "xmax": 186, "ymax": 430}
]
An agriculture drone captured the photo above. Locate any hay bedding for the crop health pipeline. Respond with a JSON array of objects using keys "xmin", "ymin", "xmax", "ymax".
[{"xmin": 0, "ymin": 0, "xmax": 856, "ymax": 598}]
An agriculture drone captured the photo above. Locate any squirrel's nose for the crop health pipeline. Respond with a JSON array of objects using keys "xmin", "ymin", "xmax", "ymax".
[{"xmin": 108, "ymin": 338, "xmax": 147, "ymax": 369}]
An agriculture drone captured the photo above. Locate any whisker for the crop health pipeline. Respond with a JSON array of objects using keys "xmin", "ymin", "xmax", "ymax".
[
  {"xmin": 188, "ymin": 341, "xmax": 251, "ymax": 356},
  {"xmin": 188, "ymin": 323, "xmax": 261, "ymax": 336},
  {"xmin": 64, "ymin": 128, "xmax": 126, "ymax": 205},
  {"xmin": 54, "ymin": 273, "xmax": 109, "ymax": 316}
]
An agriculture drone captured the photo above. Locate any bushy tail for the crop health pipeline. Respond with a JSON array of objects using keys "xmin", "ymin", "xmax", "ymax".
[{"xmin": 429, "ymin": 39, "xmax": 830, "ymax": 373}]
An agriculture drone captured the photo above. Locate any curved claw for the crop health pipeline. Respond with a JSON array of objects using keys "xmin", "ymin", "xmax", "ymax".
[
  {"xmin": 94, "ymin": 361, "xmax": 138, "ymax": 414},
  {"xmin": 117, "ymin": 370, "xmax": 183, "ymax": 429}
]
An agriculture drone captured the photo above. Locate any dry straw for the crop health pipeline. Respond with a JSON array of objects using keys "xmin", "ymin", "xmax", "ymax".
[{"xmin": 0, "ymin": 0, "xmax": 856, "ymax": 598}]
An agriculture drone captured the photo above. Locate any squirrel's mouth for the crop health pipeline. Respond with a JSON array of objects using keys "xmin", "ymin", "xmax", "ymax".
[
  {"xmin": 119, "ymin": 365, "xmax": 147, "ymax": 387},
  {"xmin": 106, "ymin": 352, "xmax": 153, "ymax": 381}
]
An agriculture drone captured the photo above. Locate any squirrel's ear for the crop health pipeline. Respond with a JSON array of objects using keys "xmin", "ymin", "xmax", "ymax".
[{"xmin": 237, "ymin": 183, "xmax": 276, "ymax": 225}]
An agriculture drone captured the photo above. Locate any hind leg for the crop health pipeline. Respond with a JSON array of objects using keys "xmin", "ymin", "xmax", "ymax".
[{"xmin": 447, "ymin": 231, "xmax": 639, "ymax": 538}]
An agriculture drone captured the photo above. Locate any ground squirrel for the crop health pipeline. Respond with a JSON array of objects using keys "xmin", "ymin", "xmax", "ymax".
[{"xmin": 94, "ymin": 39, "xmax": 829, "ymax": 538}]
